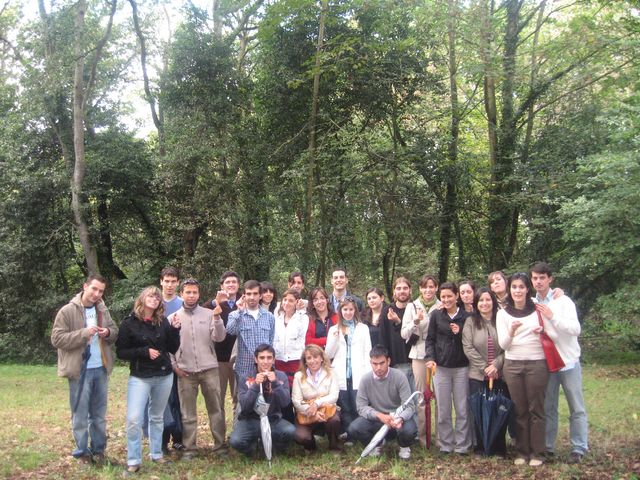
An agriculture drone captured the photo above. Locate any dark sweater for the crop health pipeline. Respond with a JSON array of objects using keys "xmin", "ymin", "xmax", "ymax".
[
  {"xmin": 379, "ymin": 304, "xmax": 410, "ymax": 366},
  {"xmin": 424, "ymin": 308, "xmax": 469, "ymax": 368},
  {"xmin": 116, "ymin": 313, "xmax": 180, "ymax": 378},
  {"xmin": 203, "ymin": 298, "xmax": 238, "ymax": 362}
]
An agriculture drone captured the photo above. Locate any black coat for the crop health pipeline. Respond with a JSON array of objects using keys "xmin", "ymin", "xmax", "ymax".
[
  {"xmin": 116, "ymin": 313, "xmax": 180, "ymax": 378},
  {"xmin": 424, "ymin": 308, "xmax": 469, "ymax": 368}
]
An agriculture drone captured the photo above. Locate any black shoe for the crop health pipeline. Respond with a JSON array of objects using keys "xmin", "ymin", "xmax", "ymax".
[
  {"xmin": 568, "ymin": 452, "xmax": 583, "ymax": 464},
  {"xmin": 172, "ymin": 442, "xmax": 186, "ymax": 451}
]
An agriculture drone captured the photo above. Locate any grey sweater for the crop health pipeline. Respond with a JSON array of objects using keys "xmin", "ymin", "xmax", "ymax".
[{"xmin": 356, "ymin": 368, "xmax": 414, "ymax": 422}]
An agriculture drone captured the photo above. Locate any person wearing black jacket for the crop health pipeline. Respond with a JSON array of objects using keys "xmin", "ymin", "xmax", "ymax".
[
  {"xmin": 116, "ymin": 287, "xmax": 181, "ymax": 475},
  {"xmin": 424, "ymin": 282, "xmax": 471, "ymax": 454}
]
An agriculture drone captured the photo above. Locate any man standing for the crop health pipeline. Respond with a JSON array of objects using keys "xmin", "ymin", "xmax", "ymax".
[
  {"xmin": 51, "ymin": 274, "xmax": 118, "ymax": 465},
  {"xmin": 379, "ymin": 277, "xmax": 414, "ymax": 388},
  {"xmin": 159, "ymin": 266, "xmax": 184, "ymax": 452},
  {"xmin": 170, "ymin": 278, "xmax": 226, "ymax": 459},
  {"xmin": 530, "ymin": 262, "xmax": 588, "ymax": 464},
  {"xmin": 229, "ymin": 344, "xmax": 295, "ymax": 457},
  {"xmin": 203, "ymin": 271, "xmax": 241, "ymax": 442},
  {"xmin": 160, "ymin": 266, "xmax": 182, "ymax": 316},
  {"xmin": 226, "ymin": 280, "xmax": 276, "ymax": 380},
  {"xmin": 330, "ymin": 267, "xmax": 364, "ymax": 312},
  {"xmin": 348, "ymin": 345, "xmax": 417, "ymax": 460}
]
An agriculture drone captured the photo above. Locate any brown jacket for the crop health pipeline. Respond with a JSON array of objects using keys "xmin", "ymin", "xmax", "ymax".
[
  {"xmin": 51, "ymin": 293, "xmax": 118, "ymax": 379},
  {"xmin": 461, "ymin": 317, "xmax": 505, "ymax": 382}
]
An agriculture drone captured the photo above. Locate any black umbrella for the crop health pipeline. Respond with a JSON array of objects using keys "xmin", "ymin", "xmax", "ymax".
[{"xmin": 468, "ymin": 379, "xmax": 513, "ymax": 456}]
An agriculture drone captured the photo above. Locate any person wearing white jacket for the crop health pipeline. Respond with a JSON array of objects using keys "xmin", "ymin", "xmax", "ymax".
[
  {"xmin": 400, "ymin": 273, "xmax": 441, "ymax": 448},
  {"xmin": 325, "ymin": 297, "xmax": 372, "ymax": 435},
  {"xmin": 530, "ymin": 263, "xmax": 588, "ymax": 464},
  {"xmin": 274, "ymin": 289, "xmax": 309, "ymax": 388}
]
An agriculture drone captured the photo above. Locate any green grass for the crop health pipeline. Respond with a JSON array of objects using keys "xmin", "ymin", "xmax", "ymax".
[{"xmin": 1, "ymin": 363, "xmax": 639, "ymax": 479}]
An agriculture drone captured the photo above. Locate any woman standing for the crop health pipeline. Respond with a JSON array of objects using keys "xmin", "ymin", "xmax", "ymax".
[
  {"xmin": 458, "ymin": 280, "xmax": 476, "ymax": 313},
  {"xmin": 424, "ymin": 282, "xmax": 471, "ymax": 454},
  {"xmin": 305, "ymin": 287, "xmax": 336, "ymax": 348},
  {"xmin": 488, "ymin": 271, "xmax": 508, "ymax": 309},
  {"xmin": 401, "ymin": 274, "xmax": 440, "ymax": 448},
  {"xmin": 496, "ymin": 273, "xmax": 549, "ymax": 467},
  {"xmin": 274, "ymin": 289, "xmax": 309, "ymax": 388},
  {"xmin": 292, "ymin": 344, "xmax": 341, "ymax": 451},
  {"xmin": 462, "ymin": 287, "xmax": 509, "ymax": 456},
  {"xmin": 362, "ymin": 287, "xmax": 387, "ymax": 347},
  {"xmin": 116, "ymin": 286, "xmax": 181, "ymax": 475},
  {"xmin": 260, "ymin": 281, "xmax": 278, "ymax": 313},
  {"xmin": 325, "ymin": 297, "xmax": 372, "ymax": 434}
]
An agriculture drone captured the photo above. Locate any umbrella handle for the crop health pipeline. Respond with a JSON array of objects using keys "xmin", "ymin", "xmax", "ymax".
[{"xmin": 489, "ymin": 377, "xmax": 493, "ymax": 391}]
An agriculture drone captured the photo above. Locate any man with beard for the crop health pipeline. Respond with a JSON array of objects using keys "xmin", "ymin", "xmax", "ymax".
[
  {"xmin": 379, "ymin": 277, "xmax": 415, "ymax": 390},
  {"xmin": 329, "ymin": 267, "xmax": 364, "ymax": 313},
  {"xmin": 51, "ymin": 274, "xmax": 118, "ymax": 465},
  {"xmin": 170, "ymin": 279, "xmax": 226, "ymax": 459}
]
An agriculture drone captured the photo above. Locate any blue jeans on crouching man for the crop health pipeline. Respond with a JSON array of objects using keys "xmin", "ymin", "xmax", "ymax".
[
  {"xmin": 126, "ymin": 373, "xmax": 174, "ymax": 466},
  {"xmin": 68, "ymin": 366, "xmax": 108, "ymax": 458},
  {"xmin": 230, "ymin": 416, "xmax": 295, "ymax": 456}
]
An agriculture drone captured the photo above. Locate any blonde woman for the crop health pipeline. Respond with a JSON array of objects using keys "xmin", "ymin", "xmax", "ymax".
[
  {"xmin": 325, "ymin": 297, "xmax": 372, "ymax": 434},
  {"xmin": 292, "ymin": 344, "xmax": 340, "ymax": 451},
  {"xmin": 116, "ymin": 287, "xmax": 181, "ymax": 474}
]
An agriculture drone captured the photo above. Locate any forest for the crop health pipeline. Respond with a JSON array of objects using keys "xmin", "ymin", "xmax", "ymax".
[{"xmin": 0, "ymin": 0, "xmax": 638, "ymax": 362}]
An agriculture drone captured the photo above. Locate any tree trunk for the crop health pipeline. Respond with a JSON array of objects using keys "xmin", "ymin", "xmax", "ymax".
[
  {"xmin": 438, "ymin": 0, "xmax": 460, "ymax": 283},
  {"xmin": 302, "ymin": 0, "xmax": 328, "ymax": 276},
  {"xmin": 72, "ymin": 0, "xmax": 99, "ymax": 274},
  {"xmin": 487, "ymin": 0, "xmax": 522, "ymax": 270}
]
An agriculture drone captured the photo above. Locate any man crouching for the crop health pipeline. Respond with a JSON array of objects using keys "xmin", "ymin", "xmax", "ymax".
[{"xmin": 230, "ymin": 344, "xmax": 295, "ymax": 457}]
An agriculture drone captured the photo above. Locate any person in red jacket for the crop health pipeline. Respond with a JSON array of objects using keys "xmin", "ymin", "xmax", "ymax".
[{"xmin": 305, "ymin": 287, "xmax": 337, "ymax": 348}]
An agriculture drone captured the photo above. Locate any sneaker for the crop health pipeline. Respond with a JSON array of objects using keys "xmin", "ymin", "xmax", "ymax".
[
  {"xmin": 172, "ymin": 442, "xmax": 186, "ymax": 451},
  {"xmin": 344, "ymin": 441, "xmax": 354, "ymax": 447},
  {"xmin": 123, "ymin": 465, "xmax": 140, "ymax": 478},
  {"xmin": 514, "ymin": 457, "xmax": 526, "ymax": 466},
  {"xmin": 152, "ymin": 457, "xmax": 172, "ymax": 465},
  {"xmin": 568, "ymin": 452, "xmax": 583, "ymax": 464},
  {"xmin": 338, "ymin": 432, "xmax": 348, "ymax": 440},
  {"xmin": 529, "ymin": 458, "xmax": 544, "ymax": 467},
  {"xmin": 181, "ymin": 451, "xmax": 197, "ymax": 461},
  {"xmin": 398, "ymin": 447, "xmax": 411, "ymax": 460}
]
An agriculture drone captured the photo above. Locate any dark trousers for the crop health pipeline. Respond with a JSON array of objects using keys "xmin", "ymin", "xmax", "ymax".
[
  {"xmin": 503, "ymin": 359, "xmax": 549, "ymax": 461},
  {"xmin": 348, "ymin": 416, "xmax": 418, "ymax": 448},
  {"xmin": 337, "ymin": 377, "xmax": 357, "ymax": 434},
  {"xmin": 295, "ymin": 413, "xmax": 341, "ymax": 449}
]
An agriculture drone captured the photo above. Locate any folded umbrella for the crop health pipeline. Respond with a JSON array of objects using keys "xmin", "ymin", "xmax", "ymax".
[
  {"xmin": 254, "ymin": 382, "xmax": 272, "ymax": 466},
  {"xmin": 355, "ymin": 391, "xmax": 423, "ymax": 464},
  {"xmin": 424, "ymin": 366, "xmax": 435, "ymax": 449}
]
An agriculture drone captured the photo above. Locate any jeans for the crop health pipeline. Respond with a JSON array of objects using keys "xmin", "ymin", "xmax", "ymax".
[
  {"xmin": 337, "ymin": 378, "xmax": 358, "ymax": 435},
  {"xmin": 126, "ymin": 373, "xmax": 174, "ymax": 466},
  {"xmin": 433, "ymin": 366, "xmax": 471, "ymax": 453},
  {"xmin": 229, "ymin": 417, "xmax": 296, "ymax": 456},
  {"xmin": 545, "ymin": 362, "xmax": 589, "ymax": 455},
  {"xmin": 348, "ymin": 416, "xmax": 418, "ymax": 448},
  {"xmin": 68, "ymin": 367, "xmax": 108, "ymax": 457}
]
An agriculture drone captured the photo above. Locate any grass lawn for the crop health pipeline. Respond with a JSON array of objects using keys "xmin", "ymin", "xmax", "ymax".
[{"xmin": 1, "ymin": 362, "xmax": 639, "ymax": 479}]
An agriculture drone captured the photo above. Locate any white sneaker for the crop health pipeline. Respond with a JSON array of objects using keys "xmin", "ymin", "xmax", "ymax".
[{"xmin": 398, "ymin": 447, "xmax": 411, "ymax": 460}]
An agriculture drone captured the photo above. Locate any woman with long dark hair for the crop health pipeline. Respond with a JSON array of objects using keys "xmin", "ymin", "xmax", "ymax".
[
  {"xmin": 497, "ymin": 273, "xmax": 549, "ymax": 467},
  {"xmin": 305, "ymin": 287, "xmax": 336, "ymax": 348},
  {"xmin": 424, "ymin": 282, "xmax": 471, "ymax": 454},
  {"xmin": 462, "ymin": 287, "xmax": 509, "ymax": 456},
  {"xmin": 116, "ymin": 286, "xmax": 180, "ymax": 475},
  {"xmin": 362, "ymin": 287, "xmax": 387, "ymax": 347},
  {"xmin": 260, "ymin": 281, "xmax": 278, "ymax": 313}
]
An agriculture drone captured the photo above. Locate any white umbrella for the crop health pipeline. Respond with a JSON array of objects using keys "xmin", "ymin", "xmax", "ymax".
[
  {"xmin": 355, "ymin": 391, "xmax": 423, "ymax": 464},
  {"xmin": 253, "ymin": 382, "xmax": 272, "ymax": 467}
]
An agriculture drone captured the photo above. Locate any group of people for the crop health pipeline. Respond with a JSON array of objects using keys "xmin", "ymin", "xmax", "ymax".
[{"xmin": 51, "ymin": 263, "xmax": 588, "ymax": 475}]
